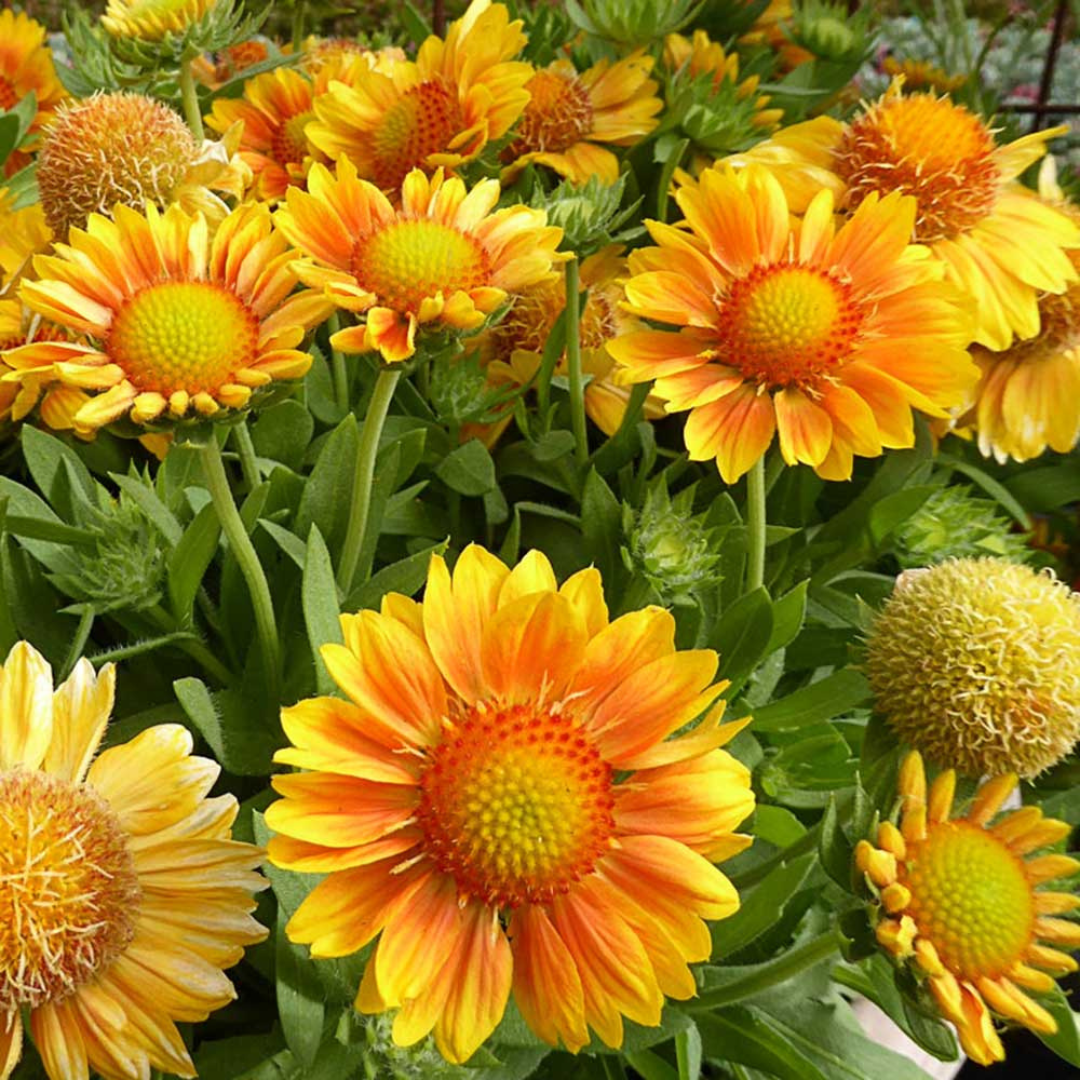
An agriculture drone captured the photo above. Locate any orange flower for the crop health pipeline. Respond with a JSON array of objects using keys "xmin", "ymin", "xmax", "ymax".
[
  {"xmin": 857, "ymin": 751, "xmax": 1080, "ymax": 1066},
  {"xmin": 267, "ymin": 546, "xmax": 753, "ymax": 1063},
  {"xmin": 608, "ymin": 165, "xmax": 977, "ymax": 482},
  {"xmin": 0, "ymin": 9, "xmax": 67, "ymax": 178},
  {"xmin": 721, "ymin": 84, "xmax": 1080, "ymax": 350},
  {"xmin": 275, "ymin": 160, "xmax": 563, "ymax": 363},
  {"xmin": 502, "ymin": 53, "xmax": 662, "ymax": 184},
  {"xmin": 306, "ymin": 0, "xmax": 531, "ymax": 191},
  {"xmin": 207, "ymin": 67, "xmax": 327, "ymax": 202},
  {"xmin": 4, "ymin": 202, "xmax": 332, "ymax": 433},
  {"xmin": 0, "ymin": 641, "xmax": 267, "ymax": 1080}
]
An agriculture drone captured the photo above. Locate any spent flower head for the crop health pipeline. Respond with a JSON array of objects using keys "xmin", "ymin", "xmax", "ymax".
[{"xmin": 866, "ymin": 558, "xmax": 1080, "ymax": 778}]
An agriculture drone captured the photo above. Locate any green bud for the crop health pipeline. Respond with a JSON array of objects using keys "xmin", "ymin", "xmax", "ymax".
[
  {"xmin": 623, "ymin": 483, "xmax": 723, "ymax": 604},
  {"xmin": 892, "ymin": 485, "xmax": 1031, "ymax": 570},
  {"xmin": 566, "ymin": 0, "xmax": 703, "ymax": 49},
  {"xmin": 358, "ymin": 1012, "xmax": 472, "ymax": 1080},
  {"xmin": 787, "ymin": 0, "xmax": 872, "ymax": 64},
  {"xmin": 530, "ymin": 174, "xmax": 642, "ymax": 258},
  {"xmin": 428, "ymin": 347, "xmax": 521, "ymax": 428}
]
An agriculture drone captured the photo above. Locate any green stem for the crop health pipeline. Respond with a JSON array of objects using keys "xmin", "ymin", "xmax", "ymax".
[
  {"xmin": 198, "ymin": 438, "xmax": 279, "ymax": 697},
  {"xmin": 729, "ymin": 824, "xmax": 821, "ymax": 889},
  {"xmin": 178, "ymin": 55, "xmax": 204, "ymax": 141},
  {"xmin": 687, "ymin": 930, "xmax": 842, "ymax": 1011},
  {"xmin": 744, "ymin": 454, "xmax": 767, "ymax": 593},
  {"xmin": 564, "ymin": 258, "xmax": 588, "ymax": 467},
  {"xmin": 59, "ymin": 605, "xmax": 95, "ymax": 681},
  {"xmin": 231, "ymin": 420, "xmax": 261, "ymax": 491},
  {"xmin": 327, "ymin": 313, "xmax": 350, "ymax": 416},
  {"xmin": 337, "ymin": 368, "xmax": 401, "ymax": 594},
  {"xmin": 146, "ymin": 603, "xmax": 235, "ymax": 686}
]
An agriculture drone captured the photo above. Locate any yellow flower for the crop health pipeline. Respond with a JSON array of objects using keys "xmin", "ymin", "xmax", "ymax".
[
  {"xmin": 960, "ymin": 163, "xmax": 1080, "ymax": 463},
  {"xmin": 720, "ymin": 83, "xmax": 1080, "ymax": 350},
  {"xmin": 501, "ymin": 52, "xmax": 662, "ymax": 184},
  {"xmin": 36, "ymin": 92, "xmax": 249, "ymax": 239},
  {"xmin": 857, "ymin": 750, "xmax": 1080, "ymax": 1066},
  {"xmin": 276, "ymin": 160, "xmax": 563, "ymax": 364},
  {"xmin": 0, "ymin": 640, "xmax": 267, "ymax": 1080},
  {"xmin": 866, "ymin": 558, "xmax": 1080, "ymax": 779},
  {"xmin": 306, "ymin": 0, "xmax": 532, "ymax": 191},
  {"xmin": 470, "ymin": 246, "xmax": 665, "ymax": 444},
  {"xmin": 191, "ymin": 38, "xmax": 270, "ymax": 88},
  {"xmin": 4, "ymin": 202, "xmax": 332, "ymax": 433},
  {"xmin": 881, "ymin": 56, "xmax": 966, "ymax": 94},
  {"xmin": 0, "ymin": 188, "xmax": 52, "ymax": 289},
  {"xmin": 608, "ymin": 165, "xmax": 977, "ymax": 483},
  {"xmin": 0, "ymin": 9, "xmax": 68, "ymax": 178},
  {"xmin": 101, "ymin": 0, "xmax": 219, "ymax": 40},
  {"xmin": 267, "ymin": 545, "xmax": 753, "ymax": 1063}
]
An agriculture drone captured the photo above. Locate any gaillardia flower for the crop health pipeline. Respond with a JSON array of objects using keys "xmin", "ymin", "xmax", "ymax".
[
  {"xmin": 276, "ymin": 160, "xmax": 563, "ymax": 363},
  {"xmin": 857, "ymin": 751, "xmax": 1080, "ymax": 1065},
  {"xmin": 501, "ymin": 53, "xmax": 663, "ymax": 184},
  {"xmin": 960, "ymin": 165, "xmax": 1080, "ymax": 463},
  {"xmin": 206, "ymin": 67, "xmax": 326, "ymax": 202},
  {"xmin": 866, "ymin": 558, "xmax": 1080, "ymax": 778},
  {"xmin": 0, "ymin": 641, "xmax": 267, "ymax": 1080},
  {"xmin": 4, "ymin": 201, "xmax": 332, "ymax": 434},
  {"xmin": 306, "ymin": 0, "xmax": 532, "ymax": 192},
  {"xmin": 0, "ymin": 187, "xmax": 51, "ymax": 287},
  {"xmin": 608, "ymin": 164, "xmax": 977, "ymax": 482},
  {"xmin": 36, "ymin": 92, "xmax": 248, "ymax": 239},
  {"xmin": 721, "ymin": 84, "xmax": 1080, "ymax": 350},
  {"xmin": 0, "ymin": 9, "xmax": 67, "ymax": 178},
  {"xmin": 267, "ymin": 545, "xmax": 753, "ymax": 1062},
  {"xmin": 473, "ymin": 245, "xmax": 665, "ymax": 442},
  {"xmin": 101, "ymin": 0, "xmax": 218, "ymax": 40}
]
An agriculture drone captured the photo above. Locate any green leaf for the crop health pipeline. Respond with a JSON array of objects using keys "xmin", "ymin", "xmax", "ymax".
[
  {"xmin": 751, "ymin": 669, "xmax": 871, "ymax": 732},
  {"xmin": 711, "ymin": 851, "xmax": 816, "ymax": 958},
  {"xmin": 752, "ymin": 805, "xmax": 807, "ymax": 848},
  {"xmin": 174, "ymin": 678, "xmax": 278, "ymax": 776},
  {"xmin": 1005, "ymin": 460, "xmax": 1080, "ymax": 514},
  {"xmin": 580, "ymin": 469, "xmax": 621, "ymax": 582},
  {"xmin": 302, "ymin": 526, "xmax": 343, "ymax": 697},
  {"xmin": 295, "ymin": 414, "xmax": 358, "ymax": 551},
  {"xmin": 697, "ymin": 1009, "xmax": 828, "ymax": 1080},
  {"xmin": 0, "ymin": 478, "xmax": 83, "ymax": 575},
  {"xmin": 435, "ymin": 438, "xmax": 497, "ymax": 496},
  {"xmin": 711, "ymin": 587, "xmax": 773, "ymax": 698},
  {"xmin": 675, "ymin": 1024, "xmax": 702, "ymax": 1080},
  {"xmin": 259, "ymin": 519, "xmax": 307, "ymax": 571},
  {"xmin": 110, "ymin": 472, "xmax": 184, "ymax": 547},
  {"xmin": 167, "ymin": 503, "xmax": 221, "ymax": 625},
  {"xmin": 275, "ymin": 913, "xmax": 326, "ymax": 1069},
  {"xmin": 345, "ymin": 540, "xmax": 448, "ymax": 612},
  {"xmin": 174, "ymin": 677, "xmax": 229, "ymax": 763},
  {"xmin": 1036, "ymin": 985, "xmax": 1080, "ymax": 1066},
  {"xmin": 767, "ymin": 581, "xmax": 808, "ymax": 654},
  {"xmin": 252, "ymin": 400, "xmax": 315, "ymax": 471},
  {"xmin": 818, "ymin": 794, "xmax": 852, "ymax": 889},
  {"xmin": 21, "ymin": 427, "xmax": 99, "ymax": 515}
]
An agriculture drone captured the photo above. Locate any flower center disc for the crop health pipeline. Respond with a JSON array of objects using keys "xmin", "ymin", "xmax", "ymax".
[
  {"xmin": 370, "ymin": 80, "xmax": 463, "ymax": 191},
  {"xmin": 901, "ymin": 821, "xmax": 1035, "ymax": 980},
  {"xmin": 835, "ymin": 94, "xmax": 1000, "ymax": 242},
  {"xmin": 511, "ymin": 69, "xmax": 593, "ymax": 154},
  {"xmin": 353, "ymin": 220, "xmax": 491, "ymax": 314},
  {"xmin": 272, "ymin": 110, "xmax": 315, "ymax": 169},
  {"xmin": 0, "ymin": 770, "xmax": 140, "ymax": 1010},
  {"xmin": 717, "ymin": 264, "xmax": 862, "ymax": 389},
  {"xmin": 416, "ymin": 704, "xmax": 615, "ymax": 907},
  {"xmin": 108, "ymin": 281, "xmax": 259, "ymax": 396}
]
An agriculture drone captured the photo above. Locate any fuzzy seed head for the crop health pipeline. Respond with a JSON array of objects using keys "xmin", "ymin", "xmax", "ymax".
[{"xmin": 866, "ymin": 558, "xmax": 1080, "ymax": 778}]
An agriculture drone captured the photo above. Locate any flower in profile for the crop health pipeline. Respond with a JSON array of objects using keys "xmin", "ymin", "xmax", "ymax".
[
  {"xmin": 721, "ymin": 84, "xmax": 1080, "ymax": 350},
  {"xmin": 738, "ymin": 0, "xmax": 813, "ymax": 71},
  {"xmin": 101, "ymin": 0, "xmax": 219, "ymax": 40},
  {"xmin": 191, "ymin": 37, "xmax": 270, "ymax": 88},
  {"xmin": 608, "ymin": 164, "xmax": 977, "ymax": 482},
  {"xmin": 0, "ymin": 187, "xmax": 52, "ymax": 287},
  {"xmin": 268, "ymin": 545, "xmax": 753, "ymax": 1062},
  {"xmin": 306, "ymin": 0, "xmax": 532, "ymax": 192},
  {"xmin": 501, "ymin": 52, "xmax": 662, "ymax": 184},
  {"xmin": 36, "ymin": 92, "xmax": 248, "ymax": 239},
  {"xmin": 474, "ymin": 245, "xmax": 664, "ymax": 442},
  {"xmin": 867, "ymin": 558, "xmax": 1080, "ymax": 778},
  {"xmin": 0, "ymin": 640, "xmax": 267, "ymax": 1080},
  {"xmin": 207, "ymin": 67, "xmax": 327, "ymax": 202},
  {"xmin": 857, "ymin": 750, "xmax": 1080, "ymax": 1066},
  {"xmin": 881, "ymin": 56, "xmax": 965, "ymax": 94},
  {"xmin": 0, "ymin": 9, "xmax": 68, "ymax": 178},
  {"xmin": 958, "ymin": 163, "xmax": 1080, "ymax": 463},
  {"xmin": 0, "ymin": 298, "xmax": 76, "ymax": 431},
  {"xmin": 276, "ymin": 160, "xmax": 563, "ymax": 364},
  {"xmin": 4, "ymin": 201, "xmax": 332, "ymax": 434}
]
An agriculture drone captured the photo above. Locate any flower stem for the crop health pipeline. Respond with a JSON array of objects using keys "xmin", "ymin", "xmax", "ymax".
[
  {"xmin": 231, "ymin": 420, "xmax": 261, "ymax": 491},
  {"xmin": 564, "ymin": 257, "xmax": 588, "ymax": 467},
  {"xmin": 688, "ymin": 930, "xmax": 842, "ymax": 1011},
  {"xmin": 198, "ymin": 437, "xmax": 279, "ymax": 698},
  {"xmin": 744, "ymin": 454, "xmax": 767, "ymax": 593},
  {"xmin": 178, "ymin": 55, "xmax": 204, "ymax": 141},
  {"xmin": 327, "ymin": 313, "xmax": 350, "ymax": 416},
  {"xmin": 337, "ymin": 367, "xmax": 401, "ymax": 594},
  {"xmin": 146, "ymin": 604, "xmax": 236, "ymax": 686}
]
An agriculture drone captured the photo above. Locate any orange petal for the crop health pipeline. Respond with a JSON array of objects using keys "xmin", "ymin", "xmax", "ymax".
[{"xmin": 774, "ymin": 386, "xmax": 833, "ymax": 468}]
